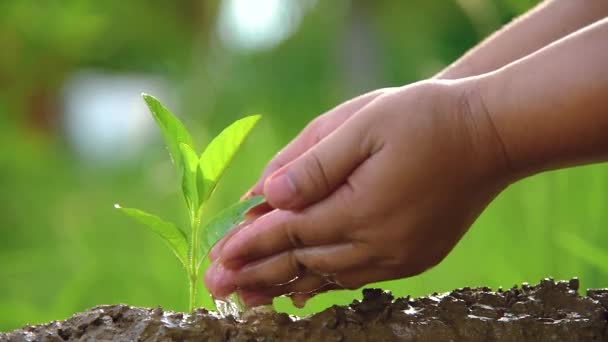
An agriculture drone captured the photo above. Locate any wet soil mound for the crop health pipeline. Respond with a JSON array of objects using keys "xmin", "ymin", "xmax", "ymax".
[{"xmin": 2, "ymin": 278, "xmax": 607, "ymax": 341}]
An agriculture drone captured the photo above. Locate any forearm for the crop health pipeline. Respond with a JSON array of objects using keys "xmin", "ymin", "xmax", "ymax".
[
  {"xmin": 474, "ymin": 17, "xmax": 608, "ymax": 179},
  {"xmin": 437, "ymin": 0, "xmax": 608, "ymax": 79}
]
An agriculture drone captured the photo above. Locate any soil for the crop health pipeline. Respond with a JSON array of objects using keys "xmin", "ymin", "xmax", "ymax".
[{"xmin": 2, "ymin": 278, "xmax": 607, "ymax": 341}]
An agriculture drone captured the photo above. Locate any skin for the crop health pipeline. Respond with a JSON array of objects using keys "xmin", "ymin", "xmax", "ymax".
[
  {"xmin": 206, "ymin": 1, "xmax": 608, "ymax": 307},
  {"xmin": 438, "ymin": 0, "xmax": 608, "ymax": 79}
]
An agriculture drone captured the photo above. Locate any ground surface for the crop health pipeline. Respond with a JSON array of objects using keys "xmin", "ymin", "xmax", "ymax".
[{"xmin": 2, "ymin": 278, "xmax": 607, "ymax": 341}]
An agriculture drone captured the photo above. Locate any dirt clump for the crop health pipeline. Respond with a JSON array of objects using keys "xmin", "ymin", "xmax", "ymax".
[{"xmin": 2, "ymin": 278, "xmax": 607, "ymax": 341}]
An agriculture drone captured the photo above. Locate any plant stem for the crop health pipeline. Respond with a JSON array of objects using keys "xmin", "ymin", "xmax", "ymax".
[
  {"xmin": 188, "ymin": 211, "xmax": 202, "ymax": 312},
  {"xmin": 188, "ymin": 274, "xmax": 197, "ymax": 312}
]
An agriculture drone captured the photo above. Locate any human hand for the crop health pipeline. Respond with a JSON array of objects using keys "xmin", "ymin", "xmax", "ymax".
[
  {"xmin": 205, "ymin": 79, "xmax": 513, "ymax": 307},
  {"xmin": 207, "ymin": 87, "xmax": 394, "ymax": 267},
  {"xmin": 238, "ymin": 87, "xmax": 396, "ymax": 218}
]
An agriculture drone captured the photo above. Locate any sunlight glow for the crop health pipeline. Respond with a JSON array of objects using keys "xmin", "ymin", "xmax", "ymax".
[
  {"xmin": 63, "ymin": 71, "xmax": 173, "ymax": 165},
  {"xmin": 217, "ymin": 0, "xmax": 316, "ymax": 52}
]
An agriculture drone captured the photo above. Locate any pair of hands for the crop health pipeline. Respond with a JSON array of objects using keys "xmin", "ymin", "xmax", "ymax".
[
  {"xmin": 202, "ymin": 8, "xmax": 608, "ymax": 308},
  {"xmin": 205, "ymin": 79, "xmax": 513, "ymax": 307}
]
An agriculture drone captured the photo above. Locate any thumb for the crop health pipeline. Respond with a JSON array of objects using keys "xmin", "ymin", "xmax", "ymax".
[{"xmin": 263, "ymin": 117, "xmax": 372, "ymax": 209}]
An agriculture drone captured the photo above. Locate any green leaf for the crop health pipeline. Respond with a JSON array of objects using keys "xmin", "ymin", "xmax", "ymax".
[
  {"xmin": 142, "ymin": 94, "xmax": 194, "ymax": 175},
  {"xmin": 179, "ymin": 143, "xmax": 199, "ymax": 214},
  {"xmin": 198, "ymin": 115, "xmax": 261, "ymax": 207},
  {"xmin": 115, "ymin": 204, "xmax": 189, "ymax": 271},
  {"xmin": 199, "ymin": 196, "xmax": 265, "ymax": 263},
  {"xmin": 196, "ymin": 166, "xmax": 214, "ymax": 211}
]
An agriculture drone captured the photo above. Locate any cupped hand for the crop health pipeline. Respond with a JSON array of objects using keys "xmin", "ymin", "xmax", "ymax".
[
  {"xmin": 208, "ymin": 87, "xmax": 394, "ymax": 258},
  {"xmin": 206, "ymin": 79, "xmax": 513, "ymax": 307}
]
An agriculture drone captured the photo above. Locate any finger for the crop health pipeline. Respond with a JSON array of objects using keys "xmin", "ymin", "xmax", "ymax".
[
  {"xmin": 220, "ymin": 184, "xmax": 357, "ymax": 269},
  {"xmin": 239, "ymin": 273, "xmax": 341, "ymax": 307},
  {"xmin": 204, "ymin": 261, "xmax": 238, "ymax": 298},
  {"xmin": 330, "ymin": 267, "xmax": 398, "ymax": 290},
  {"xmin": 238, "ymin": 289, "xmax": 274, "ymax": 307},
  {"xmin": 263, "ymin": 109, "xmax": 375, "ymax": 210},
  {"xmin": 230, "ymin": 243, "xmax": 372, "ymax": 290},
  {"xmin": 205, "ymin": 251, "xmax": 395, "ymax": 300},
  {"xmin": 209, "ymin": 220, "xmax": 250, "ymax": 262},
  {"xmin": 246, "ymin": 90, "xmax": 385, "ymax": 198},
  {"xmin": 239, "ymin": 266, "xmax": 396, "ymax": 308},
  {"xmin": 210, "ymin": 199, "xmax": 269, "ymax": 262},
  {"xmin": 279, "ymin": 273, "xmax": 339, "ymax": 295},
  {"xmin": 255, "ymin": 266, "xmax": 396, "ymax": 302}
]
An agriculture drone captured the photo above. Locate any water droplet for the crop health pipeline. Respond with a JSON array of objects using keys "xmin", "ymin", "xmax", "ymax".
[{"xmin": 213, "ymin": 293, "xmax": 245, "ymax": 319}]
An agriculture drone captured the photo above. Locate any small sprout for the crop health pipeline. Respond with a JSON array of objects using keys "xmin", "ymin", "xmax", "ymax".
[{"xmin": 115, "ymin": 94, "xmax": 262, "ymax": 312}]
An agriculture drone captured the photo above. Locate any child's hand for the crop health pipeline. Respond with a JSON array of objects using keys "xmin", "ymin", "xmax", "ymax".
[
  {"xmin": 206, "ymin": 79, "xmax": 512, "ymax": 307},
  {"xmin": 243, "ymin": 87, "xmax": 395, "ymax": 215}
]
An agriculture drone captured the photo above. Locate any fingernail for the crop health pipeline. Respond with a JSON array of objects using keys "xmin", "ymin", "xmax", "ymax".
[
  {"xmin": 240, "ymin": 189, "xmax": 253, "ymax": 201},
  {"xmin": 265, "ymin": 170, "xmax": 296, "ymax": 206},
  {"xmin": 241, "ymin": 178, "xmax": 266, "ymax": 200}
]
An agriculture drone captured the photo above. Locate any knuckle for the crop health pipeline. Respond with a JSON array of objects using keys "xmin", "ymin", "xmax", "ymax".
[
  {"xmin": 301, "ymin": 116, "xmax": 327, "ymax": 145},
  {"xmin": 333, "ymin": 184, "xmax": 357, "ymax": 221},
  {"xmin": 335, "ymin": 180, "xmax": 354, "ymax": 203},
  {"xmin": 298, "ymin": 150, "xmax": 331, "ymax": 197},
  {"xmin": 287, "ymin": 251, "xmax": 305, "ymax": 278},
  {"xmin": 282, "ymin": 214, "xmax": 304, "ymax": 248},
  {"xmin": 300, "ymin": 255, "xmax": 333, "ymax": 275},
  {"xmin": 237, "ymin": 270, "xmax": 268, "ymax": 289},
  {"xmin": 288, "ymin": 275, "xmax": 324, "ymax": 294}
]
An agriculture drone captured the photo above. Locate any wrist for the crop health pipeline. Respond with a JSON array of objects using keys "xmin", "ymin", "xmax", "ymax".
[
  {"xmin": 448, "ymin": 77, "xmax": 519, "ymax": 186},
  {"xmin": 471, "ymin": 19, "xmax": 608, "ymax": 180}
]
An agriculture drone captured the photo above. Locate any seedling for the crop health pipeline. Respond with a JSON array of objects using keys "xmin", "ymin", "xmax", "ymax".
[{"xmin": 115, "ymin": 94, "xmax": 263, "ymax": 312}]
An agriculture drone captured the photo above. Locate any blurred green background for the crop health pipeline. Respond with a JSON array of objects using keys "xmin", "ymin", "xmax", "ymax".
[{"xmin": 1, "ymin": 0, "xmax": 607, "ymax": 332}]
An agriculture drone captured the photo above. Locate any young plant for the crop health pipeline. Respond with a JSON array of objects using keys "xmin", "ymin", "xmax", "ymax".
[{"xmin": 114, "ymin": 94, "xmax": 263, "ymax": 312}]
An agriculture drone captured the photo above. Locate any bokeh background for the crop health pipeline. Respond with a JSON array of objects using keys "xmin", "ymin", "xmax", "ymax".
[{"xmin": 1, "ymin": 0, "xmax": 607, "ymax": 332}]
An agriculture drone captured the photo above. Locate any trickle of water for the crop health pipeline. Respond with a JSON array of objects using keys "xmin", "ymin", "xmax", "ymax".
[{"xmin": 213, "ymin": 293, "xmax": 245, "ymax": 319}]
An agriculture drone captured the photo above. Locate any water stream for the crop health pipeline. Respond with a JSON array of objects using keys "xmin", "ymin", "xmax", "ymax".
[{"xmin": 213, "ymin": 293, "xmax": 245, "ymax": 319}]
